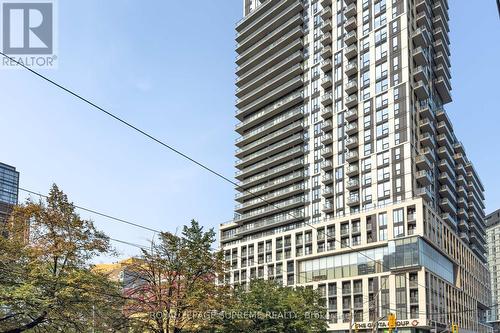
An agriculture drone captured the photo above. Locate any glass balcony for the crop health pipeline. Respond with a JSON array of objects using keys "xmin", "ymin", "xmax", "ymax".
[
  {"xmin": 236, "ymin": 26, "xmax": 304, "ymax": 71},
  {"xmin": 345, "ymin": 94, "xmax": 358, "ymax": 108},
  {"xmin": 344, "ymin": 17, "xmax": 357, "ymax": 32},
  {"xmin": 346, "ymin": 151, "xmax": 359, "ymax": 163},
  {"xmin": 412, "ymin": 27, "xmax": 430, "ymax": 47},
  {"xmin": 416, "ymin": 11, "xmax": 431, "ymax": 31},
  {"xmin": 322, "ymin": 120, "xmax": 333, "ymax": 132},
  {"xmin": 235, "ymin": 133, "xmax": 303, "ymax": 169},
  {"xmin": 236, "ymin": 64, "xmax": 303, "ymax": 108},
  {"xmin": 347, "ymin": 196, "xmax": 360, "ymax": 206},
  {"xmin": 322, "ymin": 173, "xmax": 334, "ymax": 184},
  {"xmin": 433, "ymin": 15, "xmax": 449, "ymax": 33},
  {"xmin": 236, "ymin": 5, "xmax": 304, "ymax": 52},
  {"xmin": 414, "ymin": 80, "xmax": 430, "ymax": 100},
  {"xmin": 419, "ymin": 118, "xmax": 433, "ymax": 133},
  {"xmin": 321, "ymin": 106, "xmax": 333, "ymax": 119},
  {"xmin": 345, "ymin": 80, "xmax": 358, "ymax": 94},
  {"xmin": 346, "ymin": 164, "xmax": 359, "ymax": 177},
  {"xmin": 321, "ymin": 59, "xmax": 332, "ymax": 72},
  {"xmin": 412, "ymin": 46, "xmax": 428, "ymax": 66},
  {"xmin": 437, "ymin": 133, "xmax": 453, "ymax": 151},
  {"xmin": 345, "ymin": 108, "xmax": 358, "ymax": 122},
  {"xmin": 321, "ymin": 93, "xmax": 333, "ymax": 105},
  {"xmin": 435, "ymin": 76, "xmax": 452, "ymax": 104},
  {"xmin": 416, "ymin": 154, "xmax": 432, "ymax": 171},
  {"xmin": 438, "ymin": 159, "xmax": 454, "ymax": 176},
  {"xmin": 235, "ymin": 196, "xmax": 307, "ymax": 224},
  {"xmin": 415, "ymin": 0, "xmax": 429, "ymax": 13},
  {"xmin": 432, "ymin": 1, "xmax": 449, "ymax": 22},
  {"xmin": 437, "ymin": 146, "xmax": 452, "ymax": 164},
  {"xmin": 345, "ymin": 44, "xmax": 358, "ymax": 59},
  {"xmin": 321, "ymin": 147, "xmax": 333, "ymax": 157},
  {"xmin": 416, "ymin": 170, "xmax": 432, "ymax": 186},
  {"xmin": 416, "ymin": 187, "xmax": 433, "ymax": 202},
  {"xmin": 321, "ymin": 32, "xmax": 332, "ymax": 46},
  {"xmin": 438, "ymin": 185, "xmax": 454, "ymax": 201},
  {"xmin": 235, "ymin": 90, "xmax": 304, "ymax": 130},
  {"xmin": 413, "ymin": 65, "xmax": 430, "ymax": 85},
  {"xmin": 321, "ymin": 46, "xmax": 332, "ymax": 59},
  {"xmin": 235, "ymin": 121, "xmax": 304, "ymax": 158},
  {"xmin": 236, "ymin": 76, "xmax": 304, "ymax": 117},
  {"xmin": 235, "ymin": 146, "xmax": 304, "ymax": 179},
  {"xmin": 345, "ymin": 61, "xmax": 358, "ymax": 75},
  {"xmin": 236, "ymin": 170, "xmax": 305, "ymax": 201},
  {"xmin": 323, "ymin": 186, "xmax": 334, "ymax": 197},
  {"xmin": 321, "ymin": 75, "xmax": 333, "ymax": 88},
  {"xmin": 345, "ymin": 31, "xmax": 357, "ymax": 46},
  {"xmin": 322, "ymin": 160, "xmax": 333, "ymax": 171},
  {"xmin": 346, "ymin": 136, "xmax": 358, "ymax": 149},
  {"xmin": 344, "ymin": 3, "xmax": 357, "ymax": 18},
  {"xmin": 237, "ymin": 159, "xmax": 304, "ymax": 190},
  {"xmin": 323, "ymin": 202, "xmax": 334, "ymax": 212},
  {"xmin": 237, "ymin": 50, "xmax": 303, "ymax": 89},
  {"xmin": 236, "ymin": 0, "xmax": 301, "ymax": 40},
  {"xmin": 321, "ymin": 19, "xmax": 332, "ymax": 32},
  {"xmin": 420, "ymin": 132, "xmax": 435, "ymax": 148},
  {"xmin": 236, "ymin": 209, "xmax": 306, "ymax": 235},
  {"xmin": 439, "ymin": 198, "xmax": 456, "ymax": 213},
  {"xmin": 322, "ymin": 133, "xmax": 333, "ymax": 144},
  {"xmin": 345, "ymin": 122, "xmax": 358, "ymax": 135},
  {"xmin": 434, "ymin": 39, "xmax": 450, "ymax": 57},
  {"xmin": 321, "ymin": 6, "xmax": 332, "ymax": 20}
]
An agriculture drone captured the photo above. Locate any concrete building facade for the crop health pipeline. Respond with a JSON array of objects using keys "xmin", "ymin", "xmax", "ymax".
[
  {"xmin": 221, "ymin": 0, "xmax": 490, "ymax": 332},
  {"xmin": 487, "ymin": 209, "xmax": 500, "ymax": 332}
]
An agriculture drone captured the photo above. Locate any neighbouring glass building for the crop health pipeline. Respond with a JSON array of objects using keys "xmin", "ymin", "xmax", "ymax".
[
  {"xmin": 220, "ymin": 0, "xmax": 491, "ymax": 332},
  {"xmin": 0, "ymin": 162, "xmax": 20, "ymax": 224}
]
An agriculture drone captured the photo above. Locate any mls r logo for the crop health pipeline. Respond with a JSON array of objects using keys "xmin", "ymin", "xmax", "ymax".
[{"xmin": 2, "ymin": 1, "xmax": 53, "ymax": 54}]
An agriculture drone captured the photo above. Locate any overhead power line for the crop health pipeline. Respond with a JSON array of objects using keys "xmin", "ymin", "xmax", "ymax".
[
  {"xmin": 20, "ymin": 187, "xmax": 161, "ymax": 234},
  {"xmin": 2, "ymin": 52, "xmax": 488, "ymax": 319}
]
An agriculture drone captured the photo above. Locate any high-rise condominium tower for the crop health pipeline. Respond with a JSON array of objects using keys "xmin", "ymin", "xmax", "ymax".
[{"xmin": 220, "ymin": 0, "xmax": 490, "ymax": 332}]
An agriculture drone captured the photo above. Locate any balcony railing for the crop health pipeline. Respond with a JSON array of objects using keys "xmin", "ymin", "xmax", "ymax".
[
  {"xmin": 235, "ymin": 196, "xmax": 307, "ymax": 223},
  {"xmin": 236, "ymin": 63, "xmax": 303, "ymax": 107},
  {"xmin": 235, "ymin": 146, "xmax": 304, "ymax": 178},
  {"xmin": 235, "ymin": 133, "xmax": 303, "ymax": 168},
  {"xmin": 236, "ymin": 120, "xmax": 303, "ymax": 157},
  {"xmin": 235, "ymin": 170, "xmax": 305, "ymax": 200},
  {"xmin": 236, "ymin": 90, "xmax": 304, "ymax": 125},
  {"xmin": 236, "ymin": 106, "xmax": 304, "ymax": 143}
]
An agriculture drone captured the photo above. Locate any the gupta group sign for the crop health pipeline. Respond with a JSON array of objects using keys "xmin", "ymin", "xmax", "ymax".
[
  {"xmin": 0, "ymin": 0, "xmax": 57, "ymax": 68},
  {"xmin": 354, "ymin": 319, "xmax": 422, "ymax": 329}
]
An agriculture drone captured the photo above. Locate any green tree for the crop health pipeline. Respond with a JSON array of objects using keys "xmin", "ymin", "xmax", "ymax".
[
  {"xmin": 215, "ymin": 279, "xmax": 328, "ymax": 333},
  {"xmin": 124, "ymin": 220, "xmax": 229, "ymax": 333},
  {"xmin": 0, "ymin": 184, "xmax": 129, "ymax": 332}
]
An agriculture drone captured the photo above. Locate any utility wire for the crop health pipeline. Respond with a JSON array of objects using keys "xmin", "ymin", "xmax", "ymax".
[
  {"xmin": 1, "ymin": 51, "xmax": 487, "ymax": 319},
  {"xmin": 17, "ymin": 186, "xmax": 474, "ymax": 313},
  {"xmin": 20, "ymin": 187, "xmax": 161, "ymax": 234}
]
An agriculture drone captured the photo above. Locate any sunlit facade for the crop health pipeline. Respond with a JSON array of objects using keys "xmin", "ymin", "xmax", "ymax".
[{"xmin": 221, "ymin": 0, "xmax": 490, "ymax": 332}]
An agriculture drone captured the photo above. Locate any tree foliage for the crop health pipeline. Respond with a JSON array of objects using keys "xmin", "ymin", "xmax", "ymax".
[
  {"xmin": 0, "ymin": 184, "xmax": 127, "ymax": 333},
  {"xmin": 124, "ymin": 220, "xmax": 229, "ymax": 333},
  {"xmin": 214, "ymin": 279, "xmax": 328, "ymax": 333},
  {"xmin": 0, "ymin": 185, "xmax": 329, "ymax": 333}
]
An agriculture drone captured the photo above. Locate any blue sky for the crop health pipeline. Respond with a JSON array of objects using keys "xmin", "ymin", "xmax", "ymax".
[{"xmin": 0, "ymin": 1, "xmax": 498, "ymax": 262}]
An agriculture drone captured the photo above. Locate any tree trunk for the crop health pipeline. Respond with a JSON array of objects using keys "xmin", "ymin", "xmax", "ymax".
[{"xmin": 1, "ymin": 312, "xmax": 47, "ymax": 333}]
